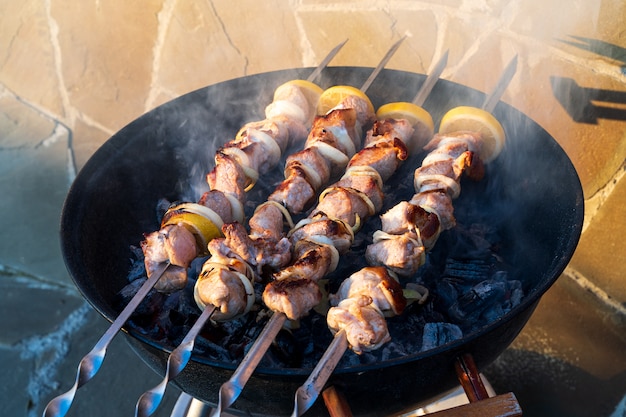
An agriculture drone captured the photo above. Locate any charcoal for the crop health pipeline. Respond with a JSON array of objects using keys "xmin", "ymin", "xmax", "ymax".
[
  {"xmin": 117, "ymin": 278, "xmax": 166, "ymax": 317},
  {"xmin": 421, "ymin": 322, "xmax": 463, "ymax": 351},
  {"xmin": 447, "ymin": 280, "xmax": 507, "ymax": 324},
  {"xmin": 442, "ymin": 258, "xmax": 490, "ymax": 283},
  {"xmin": 270, "ymin": 329, "xmax": 303, "ymax": 367},
  {"xmin": 127, "ymin": 246, "xmax": 146, "ymax": 282}
]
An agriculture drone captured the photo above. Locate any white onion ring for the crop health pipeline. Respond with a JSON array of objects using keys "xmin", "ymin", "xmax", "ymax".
[
  {"xmin": 175, "ymin": 203, "xmax": 224, "ymax": 229},
  {"xmin": 310, "ymin": 141, "xmax": 349, "ymax": 167},
  {"xmin": 326, "ymin": 125, "xmax": 356, "ymax": 157},
  {"xmin": 254, "ymin": 201, "xmax": 295, "ymax": 229},
  {"xmin": 421, "ymin": 152, "xmax": 454, "ymax": 166},
  {"xmin": 265, "ymin": 100, "xmax": 307, "ymax": 125},
  {"xmin": 223, "ymin": 193, "xmax": 245, "ymax": 223},
  {"xmin": 300, "ymin": 235, "xmax": 340, "ymax": 274},
  {"xmin": 342, "ymin": 165, "xmax": 383, "ymax": 190},
  {"xmin": 248, "ymin": 128, "xmax": 281, "ymax": 169},
  {"xmin": 287, "ymin": 159, "xmax": 322, "ymax": 190},
  {"xmin": 414, "ymin": 173, "xmax": 461, "ymax": 198}
]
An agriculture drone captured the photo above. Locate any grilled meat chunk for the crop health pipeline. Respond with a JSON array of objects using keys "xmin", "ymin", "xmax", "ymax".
[
  {"xmin": 262, "ymin": 277, "xmax": 322, "ymax": 321},
  {"xmin": 326, "ymin": 295, "xmax": 390, "ymax": 354}
]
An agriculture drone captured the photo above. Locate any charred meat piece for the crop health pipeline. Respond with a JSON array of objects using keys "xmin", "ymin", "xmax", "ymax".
[{"xmin": 263, "ymin": 277, "xmax": 322, "ymax": 321}]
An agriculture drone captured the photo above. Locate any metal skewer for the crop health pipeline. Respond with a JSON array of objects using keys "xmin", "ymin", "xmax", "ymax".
[
  {"xmin": 42, "ymin": 261, "xmax": 170, "ymax": 417},
  {"xmin": 290, "ymin": 53, "xmax": 518, "ymax": 417},
  {"xmin": 43, "ymin": 40, "xmax": 350, "ymax": 417},
  {"xmin": 210, "ymin": 36, "xmax": 408, "ymax": 417},
  {"xmin": 135, "ymin": 305, "xmax": 216, "ymax": 417},
  {"xmin": 481, "ymin": 55, "xmax": 518, "ymax": 113}
]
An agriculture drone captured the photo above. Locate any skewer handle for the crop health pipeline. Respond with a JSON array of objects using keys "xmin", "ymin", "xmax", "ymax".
[
  {"xmin": 291, "ymin": 330, "xmax": 349, "ymax": 417},
  {"xmin": 135, "ymin": 305, "xmax": 216, "ymax": 417},
  {"xmin": 42, "ymin": 262, "xmax": 170, "ymax": 417},
  {"xmin": 210, "ymin": 313, "xmax": 287, "ymax": 417}
]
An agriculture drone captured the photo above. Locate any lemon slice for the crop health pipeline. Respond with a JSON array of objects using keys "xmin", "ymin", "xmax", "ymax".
[
  {"xmin": 438, "ymin": 106, "xmax": 506, "ymax": 163},
  {"xmin": 161, "ymin": 203, "xmax": 223, "ymax": 252},
  {"xmin": 274, "ymin": 79, "xmax": 324, "ymax": 111},
  {"xmin": 316, "ymin": 85, "xmax": 375, "ymax": 116},
  {"xmin": 376, "ymin": 102, "xmax": 435, "ymax": 148}
]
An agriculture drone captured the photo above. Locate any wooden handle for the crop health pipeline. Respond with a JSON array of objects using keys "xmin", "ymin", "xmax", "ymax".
[
  {"xmin": 455, "ymin": 353, "xmax": 490, "ymax": 402},
  {"xmin": 322, "ymin": 386, "xmax": 353, "ymax": 417}
]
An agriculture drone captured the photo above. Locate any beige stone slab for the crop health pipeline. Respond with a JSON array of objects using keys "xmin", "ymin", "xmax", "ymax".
[
  {"xmin": 0, "ymin": 96, "xmax": 56, "ymax": 148},
  {"xmin": 71, "ymin": 118, "xmax": 112, "ymax": 171},
  {"xmin": 156, "ymin": 1, "xmax": 248, "ymax": 97},
  {"xmin": 211, "ymin": 0, "xmax": 304, "ymax": 74},
  {"xmin": 298, "ymin": 10, "xmax": 405, "ymax": 69},
  {"xmin": 0, "ymin": 0, "xmax": 64, "ymax": 116},
  {"xmin": 50, "ymin": 0, "xmax": 162, "ymax": 131},
  {"xmin": 570, "ymin": 172, "xmax": 626, "ymax": 303},
  {"xmin": 511, "ymin": 48, "xmax": 626, "ymax": 199}
]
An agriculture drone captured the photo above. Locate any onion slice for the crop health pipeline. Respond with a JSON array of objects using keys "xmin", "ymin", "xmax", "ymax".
[
  {"xmin": 248, "ymin": 128, "xmax": 282, "ymax": 169},
  {"xmin": 325, "ymin": 125, "xmax": 356, "ymax": 157},
  {"xmin": 194, "ymin": 262, "xmax": 255, "ymax": 321},
  {"xmin": 414, "ymin": 173, "xmax": 461, "ymax": 199},
  {"xmin": 254, "ymin": 201, "xmax": 295, "ymax": 230},
  {"xmin": 309, "ymin": 141, "xmax": 349, "ymax": 168}
]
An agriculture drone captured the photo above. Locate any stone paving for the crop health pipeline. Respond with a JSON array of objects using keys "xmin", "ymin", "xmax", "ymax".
[{"xmin": 1, "ymin": 1, "xmax": 625, "ymax": 416}]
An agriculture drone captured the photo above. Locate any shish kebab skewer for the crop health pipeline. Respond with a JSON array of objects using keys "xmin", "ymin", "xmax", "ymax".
[
  {"xmin": 134, "ymin": 38, "xmax": 407, "ymax": 417},
  {"xmin": 211, "ymin": 51, "xmax": 448, "ymax": 417},
  {"xmin": 41, "ymin": 40, "xmax": 349, "ymax": 417},
  {"xmin": 291, "ymin": 56, "xmax": 518, "ymax": 417}
]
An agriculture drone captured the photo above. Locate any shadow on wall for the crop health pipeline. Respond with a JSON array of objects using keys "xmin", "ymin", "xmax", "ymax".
[{"xmin": 551, "ymin": 36, "xmax": 626, "ymax": 124}]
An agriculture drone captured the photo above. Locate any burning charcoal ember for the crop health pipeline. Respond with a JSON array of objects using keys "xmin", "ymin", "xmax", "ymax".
[
  {"xmin": 421, "ymin": 322, "xmax": 463, "ymax": 351},
  {"xmin": 447, "ymin": 280, "xmax": 507, "ymax": 324}
]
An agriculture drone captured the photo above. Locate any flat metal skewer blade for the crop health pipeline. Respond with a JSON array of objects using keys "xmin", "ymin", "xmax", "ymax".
[
  {"xmin": 411, "ymin": 50, "xmax": 449, "ymax": 106},
  {"xmin": 135, "ymin": 305, "xmax": 216, "ymax": 417},
  {"xmin": 481, "ymin": 55, "xmax": 518, "ymax": 113},
  {"xmin": 210, "ymin": 312, "xmax": 287, "ymax": 417},
  {"xmin": 291, "ymin": 330, "xmax": 349, "ymax": 417},
  {"xmin": 306, "ymin": 38, "xmax": 349, "ymax": 83},
  {"xmin": 43, "ymin": 262, "xmax": 171, "ymax": 417},
  {"xmin": 360, "ymin": 35, "xmax": 407, "ymax": 93}
]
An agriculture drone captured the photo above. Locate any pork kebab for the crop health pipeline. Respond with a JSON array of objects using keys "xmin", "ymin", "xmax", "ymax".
[
  {"xmin": 210, "ymin": 52, "xmax": 448, "ymax": 417},
  {"xmin": 41, "ymin": 41, "xmax": 351, "ymax": 417},
  {"xmin": 134, "ymin": 38, "xmax": 408, "ymax": 417},
  {"xmin": 292, "ymin": 56, "xmax": 516, "ymax": 417}
]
